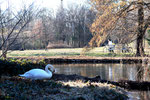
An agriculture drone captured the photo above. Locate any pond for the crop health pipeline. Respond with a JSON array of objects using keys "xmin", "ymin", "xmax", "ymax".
[{"xmin": 54, "ymin": 63, "xmax": 150, "ymax": 100}]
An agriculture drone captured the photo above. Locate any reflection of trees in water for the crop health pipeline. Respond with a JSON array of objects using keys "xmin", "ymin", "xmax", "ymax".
[
  {"xmin": 107, "ymin": 64, "xmax": 127, "ymax": 81},
  {"xmin": 108, "ymin": 64, "xmax": 117, "ymax": 81},
  {"xmin": 139, "ymin": 91, "xmax": 150, "ymax": 100},
  {"xmin": 80, "ymin": 64, "xmax": 98, "ymax": 77},
  {"xmin": 54, "ymin": 63, "xmax": 150, "ymax": 81},
  {"xmin": 79, "ymin": 64, "xmax": 99, "ymax": 77},
  {"xmin": 111, "ymin": 64, "xmax": 116, "ymax": 81},
  {"xmin": 108, "ymin": 66, "xmax": 113, "ymax": 80},
  {"xmin": 136, "ymin": 63, "xmax": 150, "ymax": 82},
  {"xmin": 102, "ymin": 65, "xmax": 107, "ymax": 80},
  {"xmin": 80, "ymin": 67, "xmax": 87, "ymax": 77},
  {"xmin": 136, "ymin": 64, "xmax": 144, "ymax": 81},
  {"xmin": 54, "ymin": 64, "xmax": 150, "ymax": 100},
  {"xmin": 122, "ymin": 64, "xmax": 128, "ymax": 80}
]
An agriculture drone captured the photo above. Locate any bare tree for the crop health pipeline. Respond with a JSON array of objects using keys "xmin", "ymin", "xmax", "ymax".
[
  {"xmin": 37, "ymin": 8, "xmax": 55, "ymax": 50},
  {"xmin": 0, "ymin": 3, "xmax": 35, "ymax": 58},
  {"xmin": 64, "ymin": 4, "xmax": 95, "ymax": 47}
]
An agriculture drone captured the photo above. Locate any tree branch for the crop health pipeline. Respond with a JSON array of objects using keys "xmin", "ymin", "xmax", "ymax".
[
  {"xmin": 144, "ymin": 16, "xmax": 150, "ymax": 32},
  {"xmin": 116, "ymin": 1, "xmax": 138, "ymax": 17},
  {"xmin": 0, "ymin": 18, "xmax": 31, "ymax": 58},
  {"xmin": 0, "ymin": 18, "xmax": 22, "ymax": 49},
  {"xmin": 144, "ymin": 2, "xmax": 150, "ymax": 10}
]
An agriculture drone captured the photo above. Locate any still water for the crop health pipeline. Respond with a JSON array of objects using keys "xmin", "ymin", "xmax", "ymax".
[{"xmin": 54, "ymin": 63, "xmax": 150, "ymax": 100}]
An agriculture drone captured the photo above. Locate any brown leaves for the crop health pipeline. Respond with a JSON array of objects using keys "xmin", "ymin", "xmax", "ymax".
[
  {"xmin": 89, "ymin": 0, "xmax": 122, "ymax": 46},
  {"xmin": 89, "ymin": 0, "xmax": 141, "ymax": 46}
]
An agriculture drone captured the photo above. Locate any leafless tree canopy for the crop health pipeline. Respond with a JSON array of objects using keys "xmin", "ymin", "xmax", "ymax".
[{"xmin": 0, "ymin": 3, "xmax": 36, "ymax": 58}]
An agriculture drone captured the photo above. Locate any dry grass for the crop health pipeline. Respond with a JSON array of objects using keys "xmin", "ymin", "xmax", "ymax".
[
  {"xmin": 7, "ymin": 48, "xmax": 104, "ymax": 57},
  {"xmin": 0, "ymin": 76, "xmax": 128, "ymax": 100},
  {"xmin": 1, "ymin": 46, "xmax": 150, "ymax": 57}
]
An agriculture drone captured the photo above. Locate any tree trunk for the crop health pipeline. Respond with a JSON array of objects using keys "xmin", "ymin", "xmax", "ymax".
[
  {"xmin": 2, "ymin": 47, "xmax": 7, "ymax": 59},
  {"xmin": 136, "ymin": 0, "xmax": 145, "ymax": 56},
  {"xmin": 136, "ymin": 32, "xmax": 145, "ymax": 56}
]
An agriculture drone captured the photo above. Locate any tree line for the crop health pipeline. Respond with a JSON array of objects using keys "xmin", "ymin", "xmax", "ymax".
[
  {"xmin": 12, "ymin": 3, "xmax": 96, "ymax": 50},
  {"xmin": 0, "ymin": 2, "xmax": 96, "ymax": 58},
  {"xmin": 0, "ymin": 0, "xmax": 150, "ymax": 58}
]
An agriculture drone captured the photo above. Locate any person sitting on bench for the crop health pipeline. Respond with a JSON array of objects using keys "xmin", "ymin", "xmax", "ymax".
[{"xmin": 108, "ymin": 39, "xmax": 115, "ymax": 52}]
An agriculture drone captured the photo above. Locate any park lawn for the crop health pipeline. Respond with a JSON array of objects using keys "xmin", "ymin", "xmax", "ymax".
[
  {"xmin": 5, "ymin": 47, "xmax": 143, "ymax": 57},
  {"xmin": 7, "ymin": 48, "xmax": 84, "ymax": 57}
]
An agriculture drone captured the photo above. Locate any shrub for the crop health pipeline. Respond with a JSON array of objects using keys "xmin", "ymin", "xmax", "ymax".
[{"xmin": 0, "ymin": 58, "xmax": 46, "ymax": 76}]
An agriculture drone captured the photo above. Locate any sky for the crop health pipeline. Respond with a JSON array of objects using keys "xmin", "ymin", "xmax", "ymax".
[{"xmin": 1, "ymin": 0, "xmax": 87, "ymax": 11}]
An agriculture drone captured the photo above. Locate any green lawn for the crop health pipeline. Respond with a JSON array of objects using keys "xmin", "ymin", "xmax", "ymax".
[{"xmin": 6, "ymin": 46, "xmax": 150, "ymax": 57}]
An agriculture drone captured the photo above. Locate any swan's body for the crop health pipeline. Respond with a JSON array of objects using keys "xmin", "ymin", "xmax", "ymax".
[{"xmin": 19, "ymin": 64, "xmax": 55, "ymax": 80}]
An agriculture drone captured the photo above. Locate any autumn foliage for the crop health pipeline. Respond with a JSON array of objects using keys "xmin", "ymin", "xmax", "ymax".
[
  {"xmin": 89, "ymin": 0, "xmax": 150, "ymax": 56},
  {"xmin": 89, "ymin": 0, "xmax": 128, "ymax": 47}
]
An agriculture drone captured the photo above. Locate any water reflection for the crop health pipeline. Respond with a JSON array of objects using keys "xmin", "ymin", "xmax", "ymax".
[
  {"xmin": 128, "ymin": 91, "xmax": 150, "ymax": 100},
  {"xmin": 54, "ymin": 63, "xmax": 150, "ymax": 100},
  {"xmin": 54, "ymin": 63, "xmax": 150, "ymax": 82}
]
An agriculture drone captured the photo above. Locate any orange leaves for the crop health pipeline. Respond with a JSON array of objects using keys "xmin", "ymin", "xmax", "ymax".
[{"xmin": 89, "ymin": 0, "xmax": 128, "ymax": 47}]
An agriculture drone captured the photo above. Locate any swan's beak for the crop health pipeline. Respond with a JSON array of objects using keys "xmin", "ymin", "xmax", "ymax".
[{"xmin": 52, "ymin": 69, "xmax": 55, "ymax": 73}]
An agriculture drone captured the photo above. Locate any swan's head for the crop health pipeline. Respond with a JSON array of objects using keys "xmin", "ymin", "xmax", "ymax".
[{"xmin": 46, "ymin": 64, "xmax": 55, "ymax": 73}]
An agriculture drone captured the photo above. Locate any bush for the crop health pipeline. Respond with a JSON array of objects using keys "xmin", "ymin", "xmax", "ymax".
[{"xmin": 0, "ymin": 58, "xmax": 46, "ymax": 76}]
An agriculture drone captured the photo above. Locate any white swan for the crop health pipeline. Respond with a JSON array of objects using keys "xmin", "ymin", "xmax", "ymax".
[{"xmin": 19, "ymin": 64, "xmax": 55, "ymax": 80}]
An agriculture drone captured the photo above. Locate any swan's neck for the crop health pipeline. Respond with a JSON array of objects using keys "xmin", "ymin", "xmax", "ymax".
[{"xmin": 45, "ymin": 65, "xmax": 53, "ymax": 74}]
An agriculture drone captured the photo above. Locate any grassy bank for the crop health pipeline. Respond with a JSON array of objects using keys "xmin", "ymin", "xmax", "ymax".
[
  {"xmin": 0, "ymin": 58, "xmax": 128, "ymax": 99},
  {"xmin": 6, "ymin": 47, "xmax": 146, "ymax": 57},
  {"xmin": 0, "ymin": 76, "xmax": 128, "ymax": 100}
]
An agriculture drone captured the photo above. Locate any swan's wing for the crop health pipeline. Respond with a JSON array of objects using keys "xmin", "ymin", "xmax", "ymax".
[
  {"xmin": 19, "ymin": 69, "xmax": 38, "ymax": 79},
  {"xmin": 20, "ymin": 69, "xmax": 52, "ymax": 79},
  {"xmin": 31, "ymin": 69, "xmax": 52, "ymax": 79},
  {"xmin": 20, "ymin": 72, "xmax": 34, "ymax": 79}
]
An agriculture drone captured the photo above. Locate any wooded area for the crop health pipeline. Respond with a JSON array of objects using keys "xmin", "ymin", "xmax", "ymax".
[
  {"xmin": 0, "ymin": 0, "xmax": 150, "ymax": 58},
  {"xmin": 1, "ymin": 1, "xmax": 150, "ymax": 99},
  {"xmin": 0, "ymin": 1, "xmax": 96, "ymax": 58}
]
